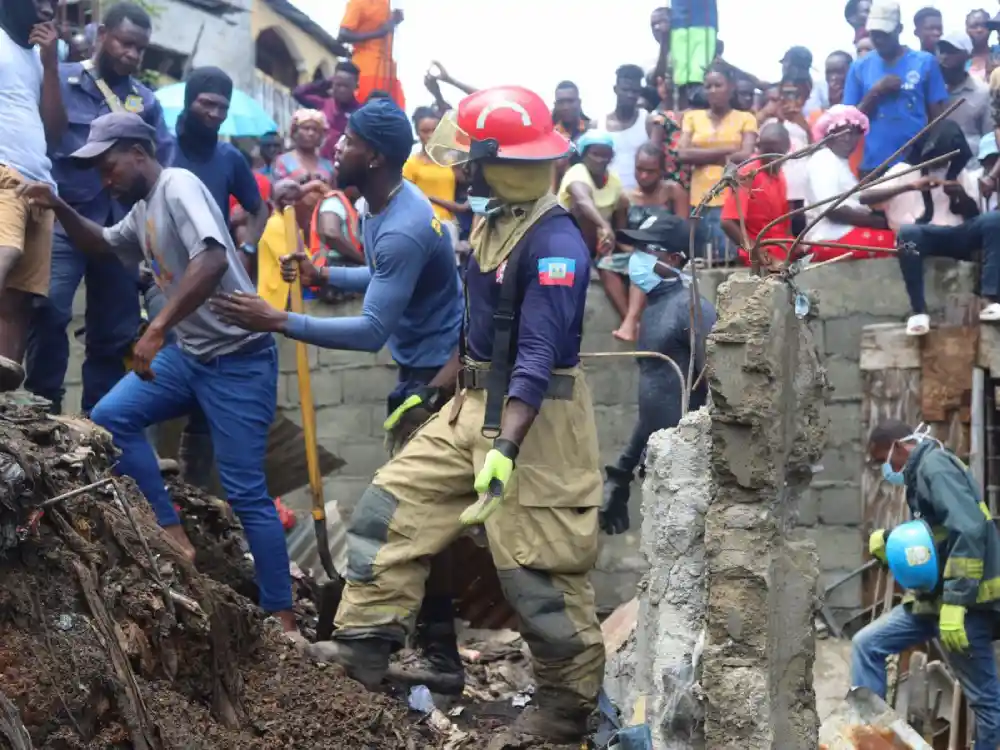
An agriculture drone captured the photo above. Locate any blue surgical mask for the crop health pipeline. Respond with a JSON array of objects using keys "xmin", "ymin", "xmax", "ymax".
[
  {"xmin": 881, "ymin": 462, "xmax": 906, "ymax": 486},
  {"xmin": 628, "ymin": 251, "xmax": 664, "ymax": 293},
  {"xmin": 469, "ymin": 196, "xmax": 502, "ymax": 216}
]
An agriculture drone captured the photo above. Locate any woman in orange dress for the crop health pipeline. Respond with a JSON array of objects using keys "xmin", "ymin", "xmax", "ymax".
[{"xmin": 338, "ymin": 0, "xmax": 406, "ymax": 108}]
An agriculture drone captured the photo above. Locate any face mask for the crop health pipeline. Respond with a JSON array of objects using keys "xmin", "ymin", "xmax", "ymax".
[
  {"xmin": 628, "ymin": 249, "xmax": 689, "ymax": 294},
  {"xmin": 628, "ymin": 251, "xmax": 663, "ymax": 293},
  {"xmin": 879, "ymin": 424, "xmax": 935, "ymax": 487},
  {"xmin": 469, "ymin": 196, "xmax": 502, "ymax": 216},
  {"xmin": 881, "ymin": 456, "xmax": 906, "ymax": 486}
]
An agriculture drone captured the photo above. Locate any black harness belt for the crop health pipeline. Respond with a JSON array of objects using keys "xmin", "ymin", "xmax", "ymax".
[
  {"xmin": 460, "ymin": 366, "xmax": 574, "ymax": 400},
  {"xmin": 472, "ymin": 205, "xmax": 572, "ymax": 438}
]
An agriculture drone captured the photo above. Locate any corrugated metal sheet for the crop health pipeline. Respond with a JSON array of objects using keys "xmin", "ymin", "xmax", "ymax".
[
  {"xmin": 286, "ymin": 503, "xmax": 518, "ymax": 630},
  {"xmin": 287, "ymin": 498, "xmax": 347, "ymax": 583}
]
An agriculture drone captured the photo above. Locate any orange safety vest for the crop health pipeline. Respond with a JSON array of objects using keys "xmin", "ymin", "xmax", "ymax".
[{"xmin": 309, "ymin": 190, "xmax": 362, "ymax": 271}]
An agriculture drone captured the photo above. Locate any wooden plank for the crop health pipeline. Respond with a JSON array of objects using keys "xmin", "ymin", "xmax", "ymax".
[
  {"xmin": 860, "ymin": 324, "xmax": 921, "ymax": 371},
  {"xmin": 921, "ymin": 327, "xmax": 977, "ymax": 423},
  {"xmin": 602, "ymin": 597, "xmax": 639, "ymax": 657}
]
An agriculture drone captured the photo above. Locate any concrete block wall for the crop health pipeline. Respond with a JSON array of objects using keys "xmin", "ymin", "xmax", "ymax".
[{"xmin": 698, "ymin": 259, "xmax": 976, "ymax": 613}]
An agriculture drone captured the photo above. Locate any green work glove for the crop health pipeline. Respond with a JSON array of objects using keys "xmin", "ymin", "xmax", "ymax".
[
  {"xmin": 383, "ymin": 387, "xmax": 443, "ymax": 432},
  {"xmin": 868, "ymin": 529, "xmax": 887, "ymax": 562},
  {"xmin": 461, "ymin": 441, "xmax": 517, "ymax": 526},
  {"xmin": 938, "ymin": 604, "xmax": 969, "ymax": 652}
]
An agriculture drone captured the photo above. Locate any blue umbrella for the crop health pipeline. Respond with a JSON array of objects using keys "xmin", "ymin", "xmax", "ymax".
[{"xmin": 155, "ymin": 83, "xmax": 278, "ymax": 137}]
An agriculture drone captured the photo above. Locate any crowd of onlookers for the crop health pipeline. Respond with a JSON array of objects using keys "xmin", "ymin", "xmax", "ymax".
[
  {"xmin": 516, "ymin": 0, "xmax": 1000, "ymax": 341},
  {"xmin": 5, "ymin": 0, "xmax": 1000, "ymax": 422}
]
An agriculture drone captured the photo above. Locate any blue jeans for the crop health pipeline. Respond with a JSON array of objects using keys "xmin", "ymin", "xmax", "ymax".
[
  {"xmin": 898, "ymin": 211, "xmax": 1000, "ymax": 314},
  {"xmin": 90, "ymin": 338, "xmax": 293, "ymax": 612},
  {"xmin": 852, "ymin": 605, "xmax": 1000, "ymax": 748},
  {"xmin": 698, "ymin": 206, "xmax": 736, "ymax": 265},
  {"xmin": 25, "ymin": 231, "xmax": 141, "ymax": 413}
]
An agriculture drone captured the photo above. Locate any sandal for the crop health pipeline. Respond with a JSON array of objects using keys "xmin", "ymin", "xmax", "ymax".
[
  {"xmin": 905, "ymin": 314, "xmax": 930, "ymax": 336},
  {"xmin": 981, "ymin": 303, "xmax": 1000, "ymax": 322}
]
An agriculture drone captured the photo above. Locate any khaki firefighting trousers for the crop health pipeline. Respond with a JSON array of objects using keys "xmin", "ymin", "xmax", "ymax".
[{"xmin": 334, "ymin": 367, "xmax": 606, "ymax": 708}]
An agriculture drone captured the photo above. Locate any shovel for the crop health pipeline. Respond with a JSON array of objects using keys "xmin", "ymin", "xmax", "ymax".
[{"xmin": 284, "ymin": 208, "xmax": 341, "ymax": 637}]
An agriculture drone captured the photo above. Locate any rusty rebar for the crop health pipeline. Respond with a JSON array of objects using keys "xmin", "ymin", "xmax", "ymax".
[
  {"xmin": 746, "ymin": 149, "xmax": 960, "ymax": 268},
  {"xmin": 781, "ymin": 98, "xmax": 965, "ymax": 267}
]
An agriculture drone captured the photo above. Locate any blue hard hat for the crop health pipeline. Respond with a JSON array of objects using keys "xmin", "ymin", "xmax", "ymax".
[{"xmin": 886, "ymin": 520, "xmax": 939, "ymax": 592}]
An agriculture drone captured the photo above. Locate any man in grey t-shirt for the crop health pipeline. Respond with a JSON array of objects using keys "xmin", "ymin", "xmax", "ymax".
[{"xmin": 17, "ymin": 112, "xmax": 299, "ymax": 640}]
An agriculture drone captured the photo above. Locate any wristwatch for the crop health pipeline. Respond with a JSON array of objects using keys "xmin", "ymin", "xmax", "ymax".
[{"xmin": 240, "ymin": 242, "xmax": 257, "ymax": 255}]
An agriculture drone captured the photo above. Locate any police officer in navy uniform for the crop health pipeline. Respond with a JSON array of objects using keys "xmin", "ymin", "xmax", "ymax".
[
  {"xmin": 306, "ymin": 86, "xmax": 606, "ymax": 745},
  {"xmin": 26, "ymin": 1, "xmax": 173, "ymax": 414}
]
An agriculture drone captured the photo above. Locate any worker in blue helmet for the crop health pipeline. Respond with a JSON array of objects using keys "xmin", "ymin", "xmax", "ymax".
[{"xmin": 856, "ymin": 419, "xmax": 1000, "ymax": 748}]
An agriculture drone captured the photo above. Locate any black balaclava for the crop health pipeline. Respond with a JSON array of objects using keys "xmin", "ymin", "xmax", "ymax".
[
  {"xmin": 0, "ymin": 0, "xmax": 43, "ymax": 48},
  {"xmin": 908, "ymin": 120, "xmax": 973, "ymax": 224},
  {"xmin": 176, "ymin": 66, "xmax": 233, "ymax": 160}
]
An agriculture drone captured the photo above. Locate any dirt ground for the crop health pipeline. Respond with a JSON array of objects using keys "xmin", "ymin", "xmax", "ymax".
[{"xmin": 0, "ymin": 396, "xmax": 566, "ymax": 750}]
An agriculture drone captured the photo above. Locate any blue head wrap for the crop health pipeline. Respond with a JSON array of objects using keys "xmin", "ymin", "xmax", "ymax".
[
  {"xmin": 348, "ymin": 98, "xmax": 415, "ymax": 168},
  {"xmin": 575, "ymin": 130, "xmax": 615, "ymax": 157}
]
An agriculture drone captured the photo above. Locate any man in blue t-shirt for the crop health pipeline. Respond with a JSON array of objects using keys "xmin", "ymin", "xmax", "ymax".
[
  {"xmin": 843, "ymin": 0, "xmax": 948, "ymax": 175},
  {"xmin": 211, "ymin": 98, "xmax": 466, "ymax": 695}
]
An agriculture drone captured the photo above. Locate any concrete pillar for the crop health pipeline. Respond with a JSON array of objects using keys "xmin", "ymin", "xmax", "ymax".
[
  {"xmin": 703, "ymin": 275, "xmax": 827, "ymax": 749},
  {"xmin": 633, "ymin": 408, "xmax": 714, "ymax": 750}
]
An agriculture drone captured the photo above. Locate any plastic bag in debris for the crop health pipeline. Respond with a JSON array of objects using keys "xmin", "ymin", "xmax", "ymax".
[
  {"xmin": 0, "ymin": 453, "xmax": 27, "ymax": 507},
  {"xmin": 0, "ymin": 453, "xmax": 28, "ymax": 552},
  {"xmin": 408, "ymin": 685, "xmax": 435, "ymax": 714},
  {"xmin": 592, "ymin": 688, "xmax": 653, "ymax": 750}
]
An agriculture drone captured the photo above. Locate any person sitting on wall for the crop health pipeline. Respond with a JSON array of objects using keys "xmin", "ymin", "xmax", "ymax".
[{"xmin": 876, "ymin": 121, "xmax": 999, "ymax": 336}]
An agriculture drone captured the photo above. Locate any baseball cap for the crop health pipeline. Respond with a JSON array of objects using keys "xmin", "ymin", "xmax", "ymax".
[
  {"xmin": 781, "ymin": 46, "xmax": 813, "ymax": 69},
  {"xmin": 617, "ymin": 212, "xmax": 689, "ymax": 256},
  {"xmin": 979, "ymin": 132, "xmax": 998, "ymax": 162},
  {"xmin": 866, "ymin": 1, "xmax": 901, "ymax": 34},
  {"xmin": 938, "ymin": 30, "xmax": 973, "ymax": 55},
  {"xmin": 70, "ymin": 112, "xmax": 157, "ymax": 163}
]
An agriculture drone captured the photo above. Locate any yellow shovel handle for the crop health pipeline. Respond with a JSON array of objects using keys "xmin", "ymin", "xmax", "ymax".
[{"xmin": 283, "ymin": 207, "xmax": 324, "ymax": 518}]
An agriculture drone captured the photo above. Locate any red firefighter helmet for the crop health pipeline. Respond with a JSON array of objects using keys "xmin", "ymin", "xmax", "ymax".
[{"xmin": 426, "ymin": 85, "xmax": 571, "ymax": 166}]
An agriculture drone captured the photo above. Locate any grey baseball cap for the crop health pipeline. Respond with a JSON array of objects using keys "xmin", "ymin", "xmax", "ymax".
[
  {"xmin": 938, "ymin": 30, "xmax": 974, "ymax": 55},
  {"xmin": 70, "ymin": 111, "xmax": 157, "ymax": 163}
]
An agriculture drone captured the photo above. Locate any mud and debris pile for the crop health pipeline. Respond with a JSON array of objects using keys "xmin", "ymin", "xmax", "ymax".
[{"xmin": 0, "ymin": 396, "xmax": 427, "ymax": 750}]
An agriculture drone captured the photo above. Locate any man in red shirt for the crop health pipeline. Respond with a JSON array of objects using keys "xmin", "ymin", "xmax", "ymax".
[{"xmin": 720, "ymin": 122, "xmax": 793, "ymax": 269}]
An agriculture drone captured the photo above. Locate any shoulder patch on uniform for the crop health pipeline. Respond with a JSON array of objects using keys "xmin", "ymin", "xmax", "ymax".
[
  {"xmin": 430, "ymin": 216, "xmax": 443, "ymax": 236},
  {"xmin": 124, "ymin": 94, "xmax": 144, "ymax": 114},
  {"xmin": 537, "ymin": 257, "xmax": 576, "ymax": 287}
]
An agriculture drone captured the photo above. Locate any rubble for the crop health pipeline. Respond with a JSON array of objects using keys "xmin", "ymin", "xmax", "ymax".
[{"xmin": 0, "ymin": 396, "xmax": 432, "ymax": 749}]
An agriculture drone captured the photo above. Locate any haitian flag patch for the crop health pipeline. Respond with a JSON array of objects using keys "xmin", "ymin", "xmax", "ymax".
[{"xmin": 537, "ymin": 257, "xmax": 575, "ymax": 287}]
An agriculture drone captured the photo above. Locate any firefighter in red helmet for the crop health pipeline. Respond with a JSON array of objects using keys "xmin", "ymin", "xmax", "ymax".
[{"xmin": 307, "ymin": 85, "xmax": 605, "ymax": 743}]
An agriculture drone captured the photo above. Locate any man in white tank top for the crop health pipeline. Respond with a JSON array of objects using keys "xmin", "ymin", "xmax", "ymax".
[
  {"xmin": 602, "ymin": 64, "xmax": 649, "ymax": 191},
  {"xmin": 0, "ymin": 0, "xmax": 61, "ymax": 391}
]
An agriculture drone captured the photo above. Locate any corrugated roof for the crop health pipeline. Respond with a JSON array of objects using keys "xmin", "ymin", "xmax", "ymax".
[{"xmin": 263, "ymin": 0, "xmax": 349, "ymax": 58}]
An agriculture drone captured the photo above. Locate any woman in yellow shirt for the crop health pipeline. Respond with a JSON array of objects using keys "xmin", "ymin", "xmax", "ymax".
[
  {"xmin": 403, "ymin": 106, "xmax": 467, "ymax": 248},
  {"xmin": 558, "ymin": 130, "xmax": 629, "ymax": 320},
  {"xmin": 678, "ymin": 65, "xmax": 758, "ymax": 265},
  {"xmin": 257, "ymin": 180, "xmax": 305, "ymax": 311}
]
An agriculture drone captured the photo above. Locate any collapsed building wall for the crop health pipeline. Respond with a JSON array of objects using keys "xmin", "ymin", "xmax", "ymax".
[{"xmin": 607, "ymin": 276, "xmax": 828, "ymax": 750}]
